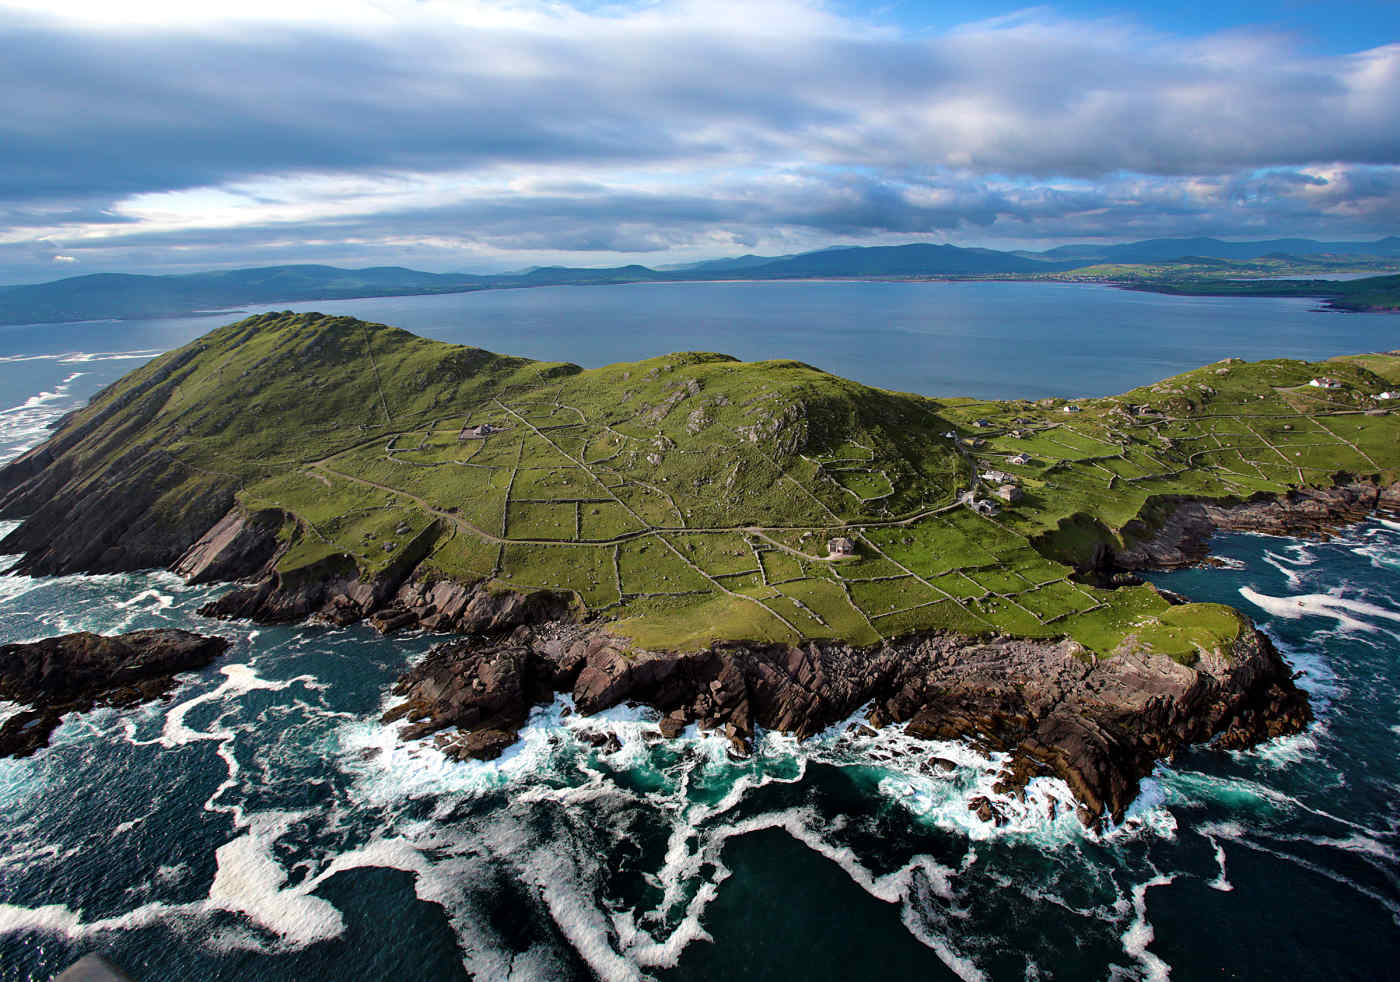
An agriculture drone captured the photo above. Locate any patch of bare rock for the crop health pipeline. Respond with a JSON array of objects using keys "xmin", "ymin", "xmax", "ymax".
[
  {"xmin": 1112, "ymin": 479, "xmax": 1400, "ymax": 571},
  {"xmin": 0, "ymin": 629, "xmax": 230, "ymax": 757},
  {"xmin": 380, "ymin": 619, "xmax": 1309, "ymax": 828}
]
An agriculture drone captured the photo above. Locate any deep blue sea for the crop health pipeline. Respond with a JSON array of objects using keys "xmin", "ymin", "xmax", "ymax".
[{"xmin": 0, "ymin": 282, "xmax": 1398, "ymax": 980}]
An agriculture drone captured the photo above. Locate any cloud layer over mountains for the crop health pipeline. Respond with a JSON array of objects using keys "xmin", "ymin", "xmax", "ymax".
[{"xmin": 2, "ymin": 0, "xmax": 1398, "ymax": 279}]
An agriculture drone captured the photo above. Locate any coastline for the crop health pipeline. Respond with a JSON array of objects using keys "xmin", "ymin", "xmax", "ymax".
[
  {"xmin": 11, "ymin": 476, "xmax": 1389, "ymax": 826},
  {"xmin": 4, "ymin": 271, "xmax": 1397, "ymax": 329},
  {"xmin": 0, "ymin": 314, "xmax": 1394, "ymax": 829}
]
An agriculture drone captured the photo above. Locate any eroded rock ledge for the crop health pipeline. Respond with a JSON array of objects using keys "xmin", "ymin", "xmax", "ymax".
[
  {"xmin": 1111, "ymin": 480, "xmax": 1400, "ymax": 571},
  {"xmin": 381, "ymin": 619, "xmax": 1308, "ymax": 827},
  {"xmin": 0, "ymin": 628, "xmax": 230, "ymax": 757},
  {"xmin": 13, "ymin": 477, "xmax": 1391, "ymax": 822}
]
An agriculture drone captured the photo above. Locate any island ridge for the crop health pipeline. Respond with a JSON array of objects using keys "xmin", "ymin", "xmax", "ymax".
[{"xmin": 2, "ymin": 311, "xmax": 1396, "ymax": 823}]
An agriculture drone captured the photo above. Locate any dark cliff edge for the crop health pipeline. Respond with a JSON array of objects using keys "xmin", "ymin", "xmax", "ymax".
[
  {"xmin": 6, "ymin": 460, "xmax": 1396, "ymax": 825},
  {"xmin": 0, "ymin": 629, "xmax": 230, "ymax": 757},
  {"xmin": 1109, "ymin": 480, "xmax": 1400, "ymax": 571}
]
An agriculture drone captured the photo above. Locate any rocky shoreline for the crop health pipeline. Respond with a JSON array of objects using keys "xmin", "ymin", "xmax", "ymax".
[
  {"xmin": 173, "ymin": 503, "xmax": 1317, "ymax": 827},
  {"xmin": 4, "ymin": 479, "xmax": 1396, "ymax": 824},
  {"xmin": 0, "ymin": 629, "xmax": 230, "ymax": 757},
  {"xmin": 380, "ymin": 617, "xmax": 1308, "ymax": 827},
  {"xmin": 1109, "ymin": 480, "xmax": 1400, "ymax": 570},
  {"xmin": 363, "ymin": 479, "xmax": 1393, "ymax": 827}
]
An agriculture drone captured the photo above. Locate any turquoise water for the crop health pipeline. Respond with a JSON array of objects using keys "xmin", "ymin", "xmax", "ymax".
[
  {"xmin": 1, "ymin": 518, "xmax": 1397, "ymax": 980},
  {"xmin": 0, "ymin": 285, "xmax": 1397, "ymax": 979}
]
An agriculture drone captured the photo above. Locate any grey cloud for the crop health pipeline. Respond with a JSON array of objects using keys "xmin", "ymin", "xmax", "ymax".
[
  {"xmin": 0, "ymin": 4, "xmax": 1398, "ymax": 279},
  {"xmin": 3, "ymin": 11, "xmax": 1399, "ymax": 204}
]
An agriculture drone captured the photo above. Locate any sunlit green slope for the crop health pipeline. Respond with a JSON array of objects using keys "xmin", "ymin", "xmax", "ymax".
[{"xmin": 31, "ymin": 312, "xmax": 1400, "ymax": 657}]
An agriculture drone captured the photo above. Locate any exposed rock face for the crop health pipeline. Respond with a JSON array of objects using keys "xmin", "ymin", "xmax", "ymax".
[
  {"xmin": 383, "ymin": 619, "xmax": 1309, "ymax": 827},
  {"xmin": 172, "ymin": 507, "xmax": 286, "ymax": 585},
  {"xmin": 0, "ymin": 444, "xmax": 236, "ymax": 576},
  {"xmin": 199, "ymin": 550, "xmax": 575, "ymax": 636},
  {"xmin": 1113, "ymin": 480, "xmax": 1400, "ymax": 570},
  {"xmin": 0, "ymin": 629, "xmax": 230, "ymax": 757}
]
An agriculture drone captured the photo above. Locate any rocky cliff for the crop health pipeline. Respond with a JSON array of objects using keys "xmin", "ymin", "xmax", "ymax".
[
  {"xmin": 0, "ymin": 341, "xmax": 241, "ymax": 575},
  {"xmin": 380, "ymin": 614, "xmax": 1307, "ymax": 827},
  {"xmin": 1112, "ymin": 480, "xmax": 1400, "ymax": 570}
]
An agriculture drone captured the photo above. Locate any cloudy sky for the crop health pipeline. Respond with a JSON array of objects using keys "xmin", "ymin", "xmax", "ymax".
[{"xmin": 2, "ymin": 0, "xmax": 1398, "ymax": 283}]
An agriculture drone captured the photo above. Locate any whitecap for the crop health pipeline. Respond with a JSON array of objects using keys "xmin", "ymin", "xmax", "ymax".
[
  {"xmin": 0, "ymin": 349, "xmax": 161, "ymax": 365},
  {"xmin": 1261, "ymin": 550, "xmax": 1304, "ymax": 586},
  {"xmin": 206, "ymin": 813, "xmax": 345, "ymax": 949},
  {"xmin": 1119, "ymin": 873, "xmax": 1174, "ymax": 982},
  {"xmin": 1111, "ymin": 778, "xmax": 1180, "ymax": 842},
  {"xmin": 1198, "ymin": 822, "xmax": 1239, "ymax": 892},
  {"xmin": 1226, "ymin": 837, "xmax": 1400, "ymax": 920},
  {"xmin": 1239, "ymin": 586, "xmax": 1400, "ymax": 637}
]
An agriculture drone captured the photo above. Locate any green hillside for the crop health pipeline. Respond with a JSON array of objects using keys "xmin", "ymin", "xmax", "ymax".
[{"xmin": 20, "ymin": 311, "xmax": 1400, "ymax": 657}]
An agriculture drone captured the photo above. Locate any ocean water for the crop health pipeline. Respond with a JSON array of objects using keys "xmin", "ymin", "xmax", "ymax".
[
  {"xmin": 0, "ymin": 286, "xmax": 1398, "ymax": 979},
  {"xmin": 3, "ymin": 280, "xmax": 1398, "ymax": 406}
]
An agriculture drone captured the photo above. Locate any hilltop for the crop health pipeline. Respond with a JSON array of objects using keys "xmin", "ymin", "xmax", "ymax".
[
  {"xmin": 3, "ymin": 312, "xmax": 1397, "ymax": 821},
  {"xmin": 5, "ymin": 310, "xmax": 1396, "ymax": 655}
]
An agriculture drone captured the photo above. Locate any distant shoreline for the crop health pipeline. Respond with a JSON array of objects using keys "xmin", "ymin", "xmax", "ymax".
[{"xmin": 6, "ymin": 272, "xmax": 1399, "ymax": 328}]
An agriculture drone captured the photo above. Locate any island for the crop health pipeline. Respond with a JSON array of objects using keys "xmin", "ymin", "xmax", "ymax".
[{"xmin": 2, "ymin": 312, "xmax": 1396, "ymax": 824}]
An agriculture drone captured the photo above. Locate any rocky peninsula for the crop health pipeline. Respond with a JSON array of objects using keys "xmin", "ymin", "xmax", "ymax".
[{"xmin": 1, "ymin": 312, "xmax": 1396, "ymax": 822}]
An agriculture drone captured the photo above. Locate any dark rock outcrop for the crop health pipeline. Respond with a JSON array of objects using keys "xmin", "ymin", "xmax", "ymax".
[
  {"xmin": 198, "ymin": 544, "xmax": 576, "ymax": 635},
  {"xmin": 382, "ymin": 619, "xmax": 1309, "ymax": 827},
  {"xmin": 0, "ymin": 629, "xmax": 230, "ymax": 757},
  {"xmin": 1114, "ymin": 480, "xmax": 1400, "ymax": 570},
  {"xmin": 171, "ymin": 507, "xmax": 286, "ymax": 584}
]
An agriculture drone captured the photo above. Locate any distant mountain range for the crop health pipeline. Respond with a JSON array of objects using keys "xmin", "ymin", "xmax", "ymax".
[{"xmin": 2, "ymin": 236, "xmax": 1398, "ymax": 325}]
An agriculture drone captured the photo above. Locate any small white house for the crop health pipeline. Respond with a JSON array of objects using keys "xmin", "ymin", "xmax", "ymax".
[
  {"xmin": 1063, "ymin": 404, "xmax": 1082, "ymax": 414},
  {"xmin": 1009, "ymin": 452, "xmax": 1032, "ymax": 466},
  {"xmin": 459, "ymin": 422, "xmax": 502, "ymax": 440},
  {"xmin": 827, "ymin": 537, "xmax": 858, "ymax": 558},
  {"xmin": 1308, "ymin": 377, "xmax": 1344, "ymax": 390},
  {"xmin": 1379, "ymin": 391, "xmax": 1398, "ymax": 401}
]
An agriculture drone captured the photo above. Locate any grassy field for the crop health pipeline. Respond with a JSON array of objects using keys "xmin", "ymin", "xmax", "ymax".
[{"xmin": 46, "ymin": 311, "xmax": 1400, "ymax": 657}]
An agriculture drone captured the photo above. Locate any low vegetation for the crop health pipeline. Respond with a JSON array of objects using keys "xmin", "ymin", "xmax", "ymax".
[{"xmin": 50, "ymin": 312, "xmax": 1400, "ymax": 656}]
